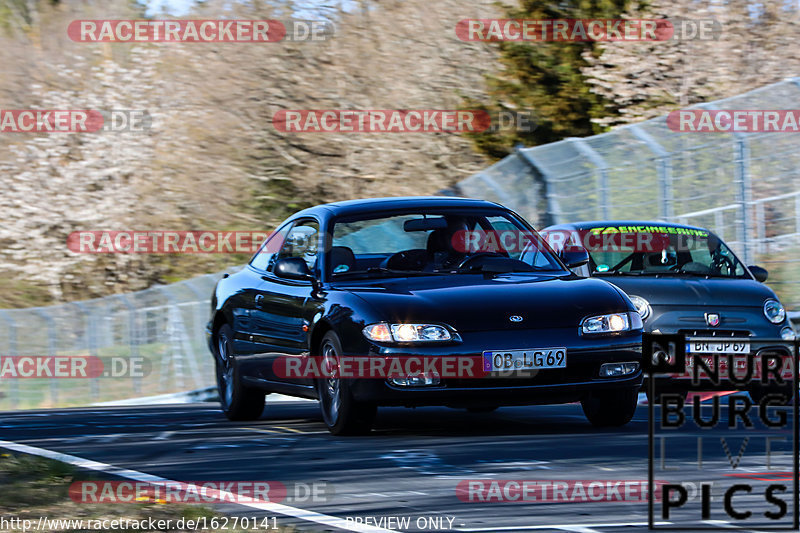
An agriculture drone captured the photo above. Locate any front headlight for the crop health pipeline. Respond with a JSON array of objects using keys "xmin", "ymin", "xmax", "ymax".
[
  {"xmin": 764, "ymin": 299, "xmax": 786, "ymax": 324},
  {"xmin": 628, "ymin": 295, "xmax": 652, "ymax": 321},
  {"xmin": 582, "ymin": 312, "xmax": 642, "ymax": 335},
  {"xmin": 363, "ymin": 323, "xmax": 453, "ymax": 343},
  {"xmin": 781, "ymin": 327, "xmax": 796, "ymax": 341}
]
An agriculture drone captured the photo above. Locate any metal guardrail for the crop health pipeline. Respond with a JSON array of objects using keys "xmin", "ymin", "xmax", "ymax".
[{"xmin": 92, "ymin": 386, "xmax": 218, "ymax": 406}]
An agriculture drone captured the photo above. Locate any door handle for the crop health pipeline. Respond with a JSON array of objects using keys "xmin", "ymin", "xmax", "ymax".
[{"xmin": 254, "ymin": 294, "xmax": 264, "ymax": 306}]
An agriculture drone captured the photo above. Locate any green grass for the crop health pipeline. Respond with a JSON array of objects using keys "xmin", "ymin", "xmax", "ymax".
[
  {"xmin": 0, "ymin": 452, "xmax": 299, "ymax": 532},
  {"xmin": 0, "ymin": 453, "xmax": 75, "ymax": 509}
]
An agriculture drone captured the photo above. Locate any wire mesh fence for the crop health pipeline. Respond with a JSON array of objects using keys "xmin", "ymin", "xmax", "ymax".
[
  {"xmin": 455, "ymin": 78, "xmax": 800, "ymax": 311},
  {"xmin": 0, "ymin": 272, "xmax": 237, "ymax": 410}
]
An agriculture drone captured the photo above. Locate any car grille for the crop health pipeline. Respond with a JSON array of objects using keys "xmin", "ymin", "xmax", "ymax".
[
  {"xmin": 444, "ymin": 361, "xmax": 600, "ymax": 388},
  {"xmin": 679, "ymin": 329, "xmax": 751, "ymax": 338}
]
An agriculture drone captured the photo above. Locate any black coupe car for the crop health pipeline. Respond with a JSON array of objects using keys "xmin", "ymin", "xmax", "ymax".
[
  {"xmin": 207, "ymin": 197, "xmax": 643, "ymax": 434},
  {"xmin": 541, "ymin": 221, "xmax": 797, "ymax": 402}
]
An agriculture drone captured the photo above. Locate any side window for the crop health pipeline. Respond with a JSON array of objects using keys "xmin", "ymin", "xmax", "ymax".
[
  {"xmin": 250, "ymin": 223, "xmax": 291, "ymax": 272},
  {"xmin": 276, "ymin": 219, "xmax": 320, "ymax": 271}
]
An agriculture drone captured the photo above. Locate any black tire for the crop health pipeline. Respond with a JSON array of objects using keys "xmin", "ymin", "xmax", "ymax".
[
  {"xmin": 316, "ymin": 331, "xmax": 377, "ymax": 435},
  {"xmin": 215, "ymin": 323, "xmax": 265, "ymax": 421},
  {"xmin": 581, "ymin": 388, "xmax": 639, "ymax": 427}
]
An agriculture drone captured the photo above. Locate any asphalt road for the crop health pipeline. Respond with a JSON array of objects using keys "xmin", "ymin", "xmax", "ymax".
[{"xmin": 0, "ymin": 397, "xmax": 796, "ymax": 533}]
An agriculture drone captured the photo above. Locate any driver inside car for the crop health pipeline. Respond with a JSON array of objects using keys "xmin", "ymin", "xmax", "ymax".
[{"xmin": 426, "ymin": 217, "xmax": 470, "ymax": 270}]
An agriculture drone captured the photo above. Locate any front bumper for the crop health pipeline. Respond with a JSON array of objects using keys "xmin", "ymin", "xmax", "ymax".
[
  {"xmin": 348, "ymin": 329, "xmax": 642, "ymax": 407},
  {"xmin": 350, "ymin": 370, "xmax": 642, "ymax": 407}
]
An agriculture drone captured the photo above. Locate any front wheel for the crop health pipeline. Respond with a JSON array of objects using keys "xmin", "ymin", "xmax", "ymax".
[
  {"xmin": 316, "ymin": 332, "xmax": 376, "ymax": 435},
  {"xmin": 215, "ymin": 324, "xmax": 265, "ymax": 421},
  {"xmin": 581, "ymin": 388, "xmax": 639, "ymax": 427}
]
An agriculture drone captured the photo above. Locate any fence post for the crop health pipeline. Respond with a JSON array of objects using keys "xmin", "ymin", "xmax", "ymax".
[
  {"xmin": 568, "ymin": 138, "xmax": 610, "ymax": 219},
  {"xmin": 735, "ymin": 137, "xmax": 752, "ymax": 264},
  {"xmin": 629, "ymin": 125, "xmax": 673, "ymax": 221},
  {"xmin": 514, "ymin": 145, "xmax": 563, "ymax": 225},
  {"xmin": 117, "ymin": 294, "xmax": 142, "ymax": 395},
  {"xmin": 73, "ymin": 302, "xmax": 99, "ymax": 402},
  {"xmin": 156, "ymin": 286, "xmax": 186, "ymax": 391},
  {"xmin": 33, "ymin": 309, "xmax": 58, "ymax": 406},
  {"xmin": 473, "ymin": 167, "xmax": 515, "ymax": 208}
]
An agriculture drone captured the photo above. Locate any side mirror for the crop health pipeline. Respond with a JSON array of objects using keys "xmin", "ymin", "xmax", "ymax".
[
  {"xmin": 748, "ymin": 265, "xmax": 768, "ymax": 282},
  {"xmin": 274, "ymin": 257, "xmax": 314, "ymax": 281},
  {"xmin": 559, "ymin": 247, "xmax": 589, "ymax": 269}
]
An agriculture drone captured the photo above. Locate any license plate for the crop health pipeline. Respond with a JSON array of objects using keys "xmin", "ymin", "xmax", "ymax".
[
  {"xmin": 687, "ymin": 340, "xmax": 750, "ymax": 354},
  {"xmin": 483, "ymin": 348, "xmax": 567, "ymax": 372}
]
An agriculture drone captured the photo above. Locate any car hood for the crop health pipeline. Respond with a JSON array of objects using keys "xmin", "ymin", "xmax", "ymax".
[
  {"xmin": 598, "ymin": 276, "xmax": 777, "ymax": 308},
  {"xmin": 337, "ymin": 273, "xmax": 630, "ymax": 332}
]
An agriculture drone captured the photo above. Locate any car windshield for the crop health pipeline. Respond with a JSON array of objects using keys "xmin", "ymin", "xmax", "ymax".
[
  {"xmin": 573, "ymin": 224, "xmax": 747, "ymax": 278},
  {"xmin": 327, "ymin": 210, "xmax": 564, "ymax": 278}
]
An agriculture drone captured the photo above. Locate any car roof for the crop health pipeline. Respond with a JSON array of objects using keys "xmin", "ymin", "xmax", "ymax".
[
  {"xmin": 545, "ymin": 220, "xmax": 711, "ymax": 233},
  {"xmin": 292, "ymin": 196, "xmax": 505, "ymax": 219}
]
